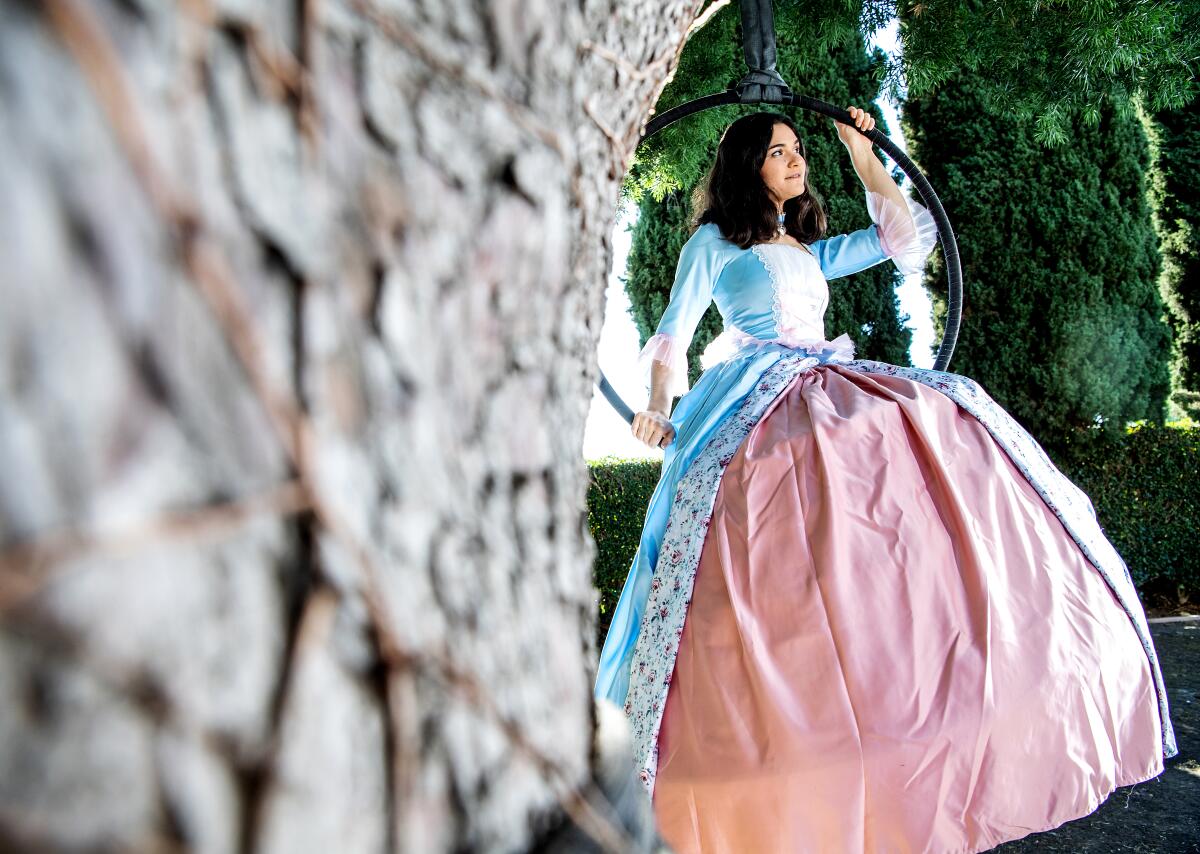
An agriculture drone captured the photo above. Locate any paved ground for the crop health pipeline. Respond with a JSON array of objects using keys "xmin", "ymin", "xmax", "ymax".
[{"xmin": 993, "ymin": 619, "xmax": 1199, "ymax": 852}]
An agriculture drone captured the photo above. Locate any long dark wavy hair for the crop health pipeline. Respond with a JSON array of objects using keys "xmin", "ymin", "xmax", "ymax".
[{"xmin": 690, "ymin": 111, "xmax": 828, "ymax": 250}]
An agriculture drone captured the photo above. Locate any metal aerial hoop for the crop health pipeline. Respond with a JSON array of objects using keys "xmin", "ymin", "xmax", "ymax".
[{"xmin": 595, "ymin": 0, "xmax": 963, "ymax": 425}]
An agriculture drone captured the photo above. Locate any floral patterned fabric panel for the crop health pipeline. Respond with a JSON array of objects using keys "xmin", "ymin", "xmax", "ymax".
[
  {"xmin": 625, "ymin": 358, "xmax": 1177, "ymax": 800},
  {"xmin": 625, "ymin": 354, "xmax": 818, "ymax": 795}
]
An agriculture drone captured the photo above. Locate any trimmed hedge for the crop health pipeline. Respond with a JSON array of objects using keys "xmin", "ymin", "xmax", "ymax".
[
  {"xmin": 1049, "ymin": 421, "xmax": 1200, "ymax": 604},
  {"xmin": 588, "ymin": 423, "xmax": 1199, "ymax": 644},
  {"xmin": 587, "ymin": 455, "xmax": 664, "ymax": 649}
]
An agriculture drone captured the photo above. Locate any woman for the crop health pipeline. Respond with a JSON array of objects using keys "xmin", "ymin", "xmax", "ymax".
[{"xmin": 594, "ymin": 108, "xmax": 1175, "ymax": 853}]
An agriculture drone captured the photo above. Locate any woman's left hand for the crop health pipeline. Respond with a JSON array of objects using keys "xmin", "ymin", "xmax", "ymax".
[{"xmin": 836, "ymin": 105, "xmax": 876, "ymax": 156}]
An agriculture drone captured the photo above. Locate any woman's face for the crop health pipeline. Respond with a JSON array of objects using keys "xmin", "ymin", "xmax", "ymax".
[{"xmin": 759, "ymin": 122, "xmax": 806, "ymax": 208}]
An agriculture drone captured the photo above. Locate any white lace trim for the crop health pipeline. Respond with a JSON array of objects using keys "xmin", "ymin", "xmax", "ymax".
[
  {"xmin": 749, "ymin": 245, "xmax": 786, "ymax": 340},
  {"xmin": 749, "ymin": 243, "xmax": 827, "ymax": 344}
]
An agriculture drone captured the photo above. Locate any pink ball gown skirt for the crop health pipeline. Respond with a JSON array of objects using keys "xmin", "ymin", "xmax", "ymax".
[{"xmin": 651, "ymin": 364, "xmax": 1164, "ymax": 854}]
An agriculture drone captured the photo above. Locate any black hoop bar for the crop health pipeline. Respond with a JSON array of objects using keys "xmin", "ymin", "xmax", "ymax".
[{"xmin": 597, "ymin": 371, "xmax": 636, "ymax": 424}]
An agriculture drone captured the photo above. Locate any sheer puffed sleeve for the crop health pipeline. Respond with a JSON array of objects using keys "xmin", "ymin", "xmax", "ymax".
[
  {"xmin": 865, "ymin": 190, "xmax": 939, "ymax": 276},
  {"xmin": 809, "ymin": 189, "xmax": 939, "ymax": 280},
  {"xmin": 638, "ymin": 224, "xmax": 724, "ymax": 399}
]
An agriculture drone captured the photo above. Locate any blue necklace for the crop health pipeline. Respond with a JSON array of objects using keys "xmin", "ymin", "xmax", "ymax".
[{"xmin": 776, "ymin": 212, "xmax": 786, "ymax": 237}]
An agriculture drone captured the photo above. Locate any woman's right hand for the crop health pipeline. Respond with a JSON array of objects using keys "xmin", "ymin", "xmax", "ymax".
[{"xmin": 632, "ymin": 409, "xmax": 676, "ymax": 449}]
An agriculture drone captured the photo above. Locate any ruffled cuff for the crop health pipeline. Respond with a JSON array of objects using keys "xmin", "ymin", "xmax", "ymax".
[
  {"xmin": 865, "ymin": 190, "xmax": 939, "ymax": 276},
  {"xmin": 637, "ymin": 332, "xmax": 689, "ymax": 398}
]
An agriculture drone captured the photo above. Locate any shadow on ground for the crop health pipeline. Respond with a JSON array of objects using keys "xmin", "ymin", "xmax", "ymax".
[{"xmin": 993, "ymin": 621, "xmax": 1199, "ymax": 853}]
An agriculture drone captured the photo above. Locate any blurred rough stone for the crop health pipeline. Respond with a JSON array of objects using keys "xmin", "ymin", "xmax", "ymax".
[{"xmin": 0, "ymin": 0, "xmax": 706, "ymax": 849}]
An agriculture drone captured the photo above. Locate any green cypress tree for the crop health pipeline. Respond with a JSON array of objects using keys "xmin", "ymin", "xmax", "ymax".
[
  {"xmin": 903, "ymin": 71, "xmax": 1172, "ymax": 450},
  {"xmin": 622, "ymin": 4, "xmax": 913, "ymax": 388},
  {"xmin": 1147, "ymin": 96, "xmax": 1200, "ymax": 420}
]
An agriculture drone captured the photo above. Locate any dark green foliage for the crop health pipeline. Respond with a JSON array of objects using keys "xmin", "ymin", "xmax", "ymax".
[
  {"xmin": 891, "ymin": 0, "xmax": 1200, "ymax": 146},
  {"xmin": 586, "ymin": 457, "xmax": 663, "ymax": 647},
  {"xmin": 903, "ymin": 70, "xmax": 1172, "ymax": 448},
  {"xmin": 1147, "ymin": 96, "xmax": 1200, "ymax": 420},
  {"xmin": 588, "ymin": 424, "xmax": 1200, "ymax": 642},
  {"xmin": 622, "ymin": 4, "xmax": 912, "ymax": 380},
  {"xmin": 1049, "ymin": 423, "xmax": 1200, "ymax": 597},
  {"xmin": 618, "ymin": 2, "xmax": 1200, "ymax": 153}
]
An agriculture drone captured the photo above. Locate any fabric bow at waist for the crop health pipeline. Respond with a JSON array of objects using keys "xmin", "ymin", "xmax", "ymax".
[{"xmin": 703, "ymin": 327, "xmax": 857, "ymax": 367}]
